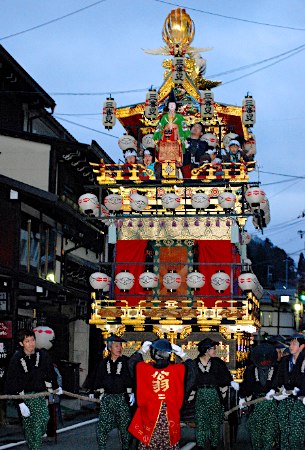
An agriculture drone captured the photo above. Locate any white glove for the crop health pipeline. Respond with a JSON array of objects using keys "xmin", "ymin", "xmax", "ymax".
[
  {"xmin": 89, "ymin": 393, "xmax": 95, "ymax": 399},
  {"xmin": 292, "ymin": 387, "xmax": 300, "ymax": 396},
  {"xmin": 265, "ymin": 389, "xmax": 275, "ymax": 400},
  {"xmin": 303, "ymin": 397, "xmax": 305, "ymax": 405},
  {"xmin": 274, "ymin": 392, "xmax": 289, "ymax": 401},
  {"xmin": 96, "ymin": 388, "xmax": 105, "ymax": 400},
  {"xmin": 129, "ymin": 393, "xmax": 135, "ymax": 406},
  {"xmin": 187, "ymin": 390, "xmax": 196, "ymax": 402},
  {"xmin": 54, "ymin": 387, "xmax": 63, "ymax": 396},
  {"xmin": 45, "ymin": 381, "xmax": 53, "ymax": 393},
  {"xmin": 239, "ymin": 398, "xmax": 246, "ymax": 409},
  {"xmin": 139, "ymin": 341, "xmax": 152, "ymax": 355},
  {"xmin": 19, "ymin": 403, "xmax": 31, "ymax": 417},
  {"xmin": 171, "ymin": 343, "xmax": 186, "ymax": 359},
  {"xmin": 231, "ymin": 381, "xmax": 239, "ymax": 391}
]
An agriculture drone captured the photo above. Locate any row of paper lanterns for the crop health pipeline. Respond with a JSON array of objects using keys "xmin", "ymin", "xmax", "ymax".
[
  {"xmin": 89, "ymin": 269, "xmax": 263, "ymax": 298},
  {"xmin": 79, "ymin": 187, "xmax": 268, "ymax": 214},
  {"xmin": 103, "ymin": 84, "xmax": 255, "ymax": 128}
]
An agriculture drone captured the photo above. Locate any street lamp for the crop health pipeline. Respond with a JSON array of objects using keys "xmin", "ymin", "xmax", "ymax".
[{"xmin": 294, "ymin": 302, "xmax": 302, "ymax": 331}]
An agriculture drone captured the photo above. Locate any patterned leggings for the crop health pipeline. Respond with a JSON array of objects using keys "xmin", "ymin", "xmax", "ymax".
[
  {"xmin": 277, "ymin": 397, "xmax": 305, "ymax": 450},
  {"xmin": 97, "ymin": 393, "xmax": 131, "ymax": 450},
  {"xmin": 23, "ymin": 397, "xmax": 49, "ymax": 450},
  {"xmin": 195, "ymin": 387, "xmax": 224, "ymax": 448},
  {"xmin": 247, "ymin": 399, "xmax": 278, "ymax": 450}
]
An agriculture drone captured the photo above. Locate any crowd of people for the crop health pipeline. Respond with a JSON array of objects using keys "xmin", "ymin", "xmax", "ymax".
[{"xmin": 4, "ymin": 329, "xmax": 305, "ymax": 450}]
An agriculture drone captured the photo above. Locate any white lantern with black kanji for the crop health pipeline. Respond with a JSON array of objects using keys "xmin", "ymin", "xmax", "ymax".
[
  {"xmin": 191, "ymin": 192, "xmax": 210, "ymax": 210},
  {"xmin": 102, "ymin": 97, "xmax": 116, "ymax": 130},
  {"xmin": 33, "ymin": 326, "xmax": 55, "ymax": 351},
  {"xmin": 163, "ymin": 271, "xmax": 182, "ymax": 291},
  {"xmin": 144, "ymin": 89, "xmax": 158, "ymax": 120},
  {"xmin": 89, "ymin": 272, "xmax": 110, "ymax": 290},
  {"xmin": 161, "ymin": 193, "xmax": 181, "ymax": 210},
  {"xmin": 238, "ymin": 272, "xmax": 257, "ymax": 292},
  {"xmin": 78, "ymin": 193, "xmax": 100, "ymax": 216},
  {"xmin": 211, "ymin": 270, "xmax": 230, "ymax": 292},
  {"xmin": 172, "ymin": 57, "xmax": 185, "ymax": 85},
  {"xmin": 186, "ymin": 271, "xmax": 205, "ymax": 290},
  {"xmin": 245, "ymin": 187, "xmax": 266, "ymax": 207},
  {"xmin": 242, "ymin": 94, "xmax": 256, "ymax": 128},
  {"xmin": 200, "ymin": 90, "xmax": 214, "ymax": 120},
  {"xmin": 104, "ymin": 194, "xmax": 123, "ymax": 211},
  {"xmin": 130, "ymin": 192, "xmax": 148, "ymax": 212},
  {"xmin": 218, "ymin": 191, "xmax": 236, "ymax": 209},
  {"xmin": 115, "ymin": 271, "xmax": 135, "ymax": 292},
  {"xmin": 139, "ymin": 271, "xmax": 159, "ymax": 290}
]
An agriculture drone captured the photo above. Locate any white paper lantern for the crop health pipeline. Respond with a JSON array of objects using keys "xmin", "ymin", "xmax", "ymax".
[
  {"xmin": 130, "ymin": 192, "xmax": 148, "ymax": 212},
  {"xmin": 118, "ymin": 135, "xmax": 137, "ymax": 151},
  {"xmin": 211, "ymin": 271, "xmax": 230, "ymax": 292},
  {"xmin": 242, "ymin": 231, "xmax": 251, "ymax": 245},
  {"xmin": 103, "ymin": 97, "xmax": 116, "ymax": 130},
  {"xmin": 161, "ymin": 193, "xmax": 181, "ymax": 210},
  {"xmin": 89, "ymin": 272, "xmax": 110, "ymax": 290},
  {"xmin": 163, "ymin": 271, "xmax": 182, "ymax": 291},
  {"xmin": 186, "ymin": 271, "xmax": 205, "ymax": 290},
  {"xmin": 104, "ymin": 194, "xmax": 123, "ymax": 211},
  {"xmin": 223, "ymin": 132, "xmax": 238, "ymax": 150},
  {"xmin": 142, "ymin": 134, "xmax": 155, "ymax": 149},
  {"xmin": 201, "ymin": 133, "xmax": 218, "ymax": 148},
  {"xmin": 144, "ymin": 89, "xmax": 158, "ymax": 120},
  {"xmin": 245, "ymin": 187, "xmax": 266, "ymax": 206},
  {"xmin": 244, "ymin": 135, "xmax": 256, "ymax": 156},
  {"xmin": 33, "ymin": 326, "xmax": 55, "ymax": 350},
  {"xmin": 242, "ymin": 94, "xmax": 256, "ymax": 128},
  {"xmin": 78, "ymin": 193, "xmax": 100, "ymax": 216},
  {"xmin": 172, "ymin": 57, "xmax": 185, "ymax": 84},
  {"xmin": 139, "ymin": 271, "xmax": 159, "ymax": 289},
  {"xmin": 200, "ymin": 90, "xmax": 214, "ymax": 120},
  {"xmin": 238, "ymin": 273, "xmax": 257, "ymax": 292},
  {"xmin": 260, "ymin": 198, "xmax": 270, "ymax": 213},
  {"xmin": 191, "ymin": 192, "xmax": 210, "ymax": 210},
  {"xmin": 115, "ymin": 271, "xmax": 135, "ymax": 291},
  {"xmin": 218, "ymin": 191, "xmax": 236, "ymax": 209}
]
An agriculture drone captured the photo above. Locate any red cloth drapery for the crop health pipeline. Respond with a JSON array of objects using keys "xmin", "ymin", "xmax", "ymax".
[{"xmin": 114, "ymin": 240, "xmax": 147, "ymax": 306}]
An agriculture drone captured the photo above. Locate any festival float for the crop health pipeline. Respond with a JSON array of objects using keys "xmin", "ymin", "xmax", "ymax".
[{"xmin": 83, "ymin": 8, "xmax": 270, "ymax": 379}]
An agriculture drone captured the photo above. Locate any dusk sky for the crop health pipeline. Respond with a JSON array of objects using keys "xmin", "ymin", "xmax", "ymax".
[{"xmin": 1, "ymin": 0, "xmax": 305, "ymax": 266}]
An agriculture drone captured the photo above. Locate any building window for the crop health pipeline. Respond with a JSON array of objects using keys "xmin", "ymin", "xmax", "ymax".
[{"xmin": 20, "ymin": 215, "xmax": 57, "ymax": 281}]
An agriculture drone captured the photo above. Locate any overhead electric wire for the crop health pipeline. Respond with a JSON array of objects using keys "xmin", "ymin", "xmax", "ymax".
[
  {"xmin": 152, "ymin": 0, "xmax": 305, "ymax": 31},
  {"xmin": 219, "ymin": 45, "xmax": 305, "ymax": 86},
  {"xmin": 208, "ymin": 44, "xmax": 305, "ymax": 78},
  {"xmin": 0, "ymin": 0, "xmax": 107, "ymax": 41},
  {"xmin": 54, "ymin": 116, "xmax": 119, "ymax": 139}
]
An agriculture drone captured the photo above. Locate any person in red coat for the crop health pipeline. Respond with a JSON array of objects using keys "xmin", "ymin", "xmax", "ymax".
[{"xmin": 129, "ymin": 339, "xmax": 194, "ymax": 450}]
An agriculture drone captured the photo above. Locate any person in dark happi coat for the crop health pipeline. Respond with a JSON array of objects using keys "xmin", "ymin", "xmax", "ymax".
[
  {"xmin": 5, "ymin": 329, "xmax": 61, "ymax": 450},
  {"xmin": 192, "ymin": 338, "xmax": 238, "ymax": 450},
  {"xmin": 239, "ymin": 343, "xmax": 279, "ymax": 450},
  {"xmin": 276, "ymin": 333, "xmax": 305, "ymax": 450},
  {"xmin": 90, "ymin": 335, "xmax": 133, "ymax": 450}
]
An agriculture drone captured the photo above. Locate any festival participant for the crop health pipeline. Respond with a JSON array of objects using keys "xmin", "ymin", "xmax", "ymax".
[
  {"xmin": 238, "ymin": 343, "xmax": 279, "ymax": 450},
  {"xmin": 222, "ymin": 140, "xmax": 249, "ymax": 163},
  {"xmin": 183, "ymin": 122, "xmax": 208, "ymax": 167},
  {"xmin": 276, "ymin": 333, "xmax": 305, "ymax": 450},
  {"xmin": 128, "ymin": 339, "xmax": 195, "ymax": 450},
  {"xmin": 192, "ymin": 338, "xmax": 238, "ymax": 450},
  {"xmin": 90, "ymin": 335, "xmax": 134, "ymax": 450},
  {"xmin": 153, "ymin": 89, "xmax": 190, "ymax": 166},
  {"xmin": 4, "ymin": 329, "xmax": 61, "ymax": 450}
]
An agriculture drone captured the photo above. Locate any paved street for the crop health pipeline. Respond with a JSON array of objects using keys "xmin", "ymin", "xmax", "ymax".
[{"xmin": 0, "ymin": 416, "xmax": 251, "ymax": 450}]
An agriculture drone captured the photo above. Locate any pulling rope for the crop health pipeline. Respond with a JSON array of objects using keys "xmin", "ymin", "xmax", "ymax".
[{"xmin": 0, "ymin": 390, "xmax": 100, "ymax": 404}]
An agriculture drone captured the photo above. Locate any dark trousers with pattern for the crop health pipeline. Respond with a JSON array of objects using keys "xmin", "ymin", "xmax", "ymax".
[
  {"xmin": 97, "ymin": 393, "xmax": 131, "ymax": 450},
  {"xmin": 277, "ymin": 397, "xmax": 305, "ymax": 450},
  {"xmin": 23, "ymin": 397, "xmax": 49, "ymax": 450},
  {"xmin": 247, "ymin": 399, "xmax": 278, "ymax": 450},
  {"xmin": 195, "ymin": 387, "xmax": 224, "ymax": 448}
]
